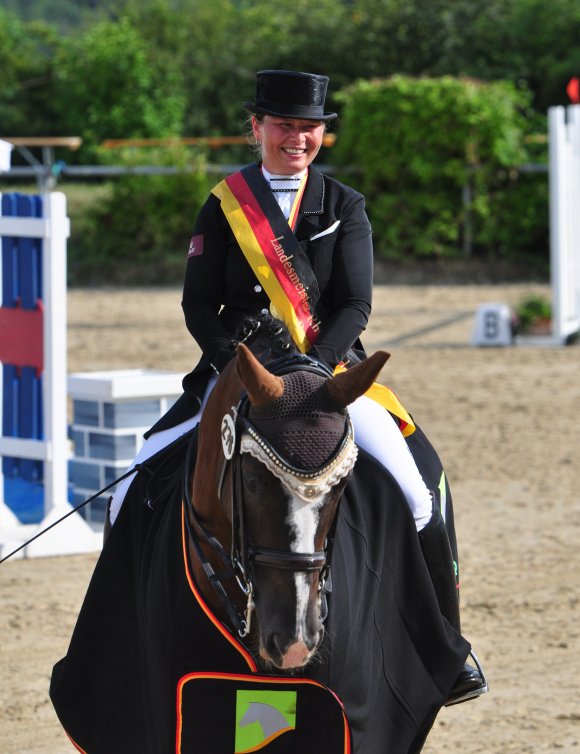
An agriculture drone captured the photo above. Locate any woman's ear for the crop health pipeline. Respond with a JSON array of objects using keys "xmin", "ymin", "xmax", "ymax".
[{"xmin": 251, "ymin": 115, "xmax": 261, "ymax": 144}]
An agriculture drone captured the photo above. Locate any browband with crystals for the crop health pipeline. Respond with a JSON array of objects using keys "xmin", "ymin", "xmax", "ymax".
[{"xmin": 239, "ymin": 421, "xmax": 357, "ymax": 503}]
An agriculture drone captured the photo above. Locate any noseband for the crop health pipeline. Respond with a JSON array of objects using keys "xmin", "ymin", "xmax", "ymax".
[{"xmin": 183, "ymin": 353, "xmax": 357, "ymax": 637}]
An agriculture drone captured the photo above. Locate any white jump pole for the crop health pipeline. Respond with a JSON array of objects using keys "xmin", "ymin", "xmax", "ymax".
[
  {"xmin": 42, "ymin": 192, "xmax": 69, "ymax": 513},
  {"xmin": 548, "ymin": 105, "xmax": 580, "ymax": 344}
]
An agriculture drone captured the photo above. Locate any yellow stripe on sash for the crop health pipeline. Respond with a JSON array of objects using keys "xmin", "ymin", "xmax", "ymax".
[
  {"xmin": 212, "ymin": 179, "xmax": 311, "ymax": 352},
  {"xmin": 288, "ymin": 172, "xmax": 308, "ymax": 231},
  {"xmin": 333, "ymin": 364, "xmax": 416, "ymax": 437}
]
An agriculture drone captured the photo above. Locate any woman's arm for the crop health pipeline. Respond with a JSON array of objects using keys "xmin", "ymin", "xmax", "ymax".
[{"xmin": 181, "ymin": 195, "xmax": 235, "ymax": 371}]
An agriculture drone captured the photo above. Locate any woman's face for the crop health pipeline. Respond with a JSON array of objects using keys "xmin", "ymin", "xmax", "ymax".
[{"xmin": 252, "ymin": 115, "xmax": 325, "ymax": 174}]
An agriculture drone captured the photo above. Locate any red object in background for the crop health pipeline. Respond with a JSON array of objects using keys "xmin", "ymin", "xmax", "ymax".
[
  {"xmin": 0, "ymin": 300, "xmax": 44, "ymax": 373},
  {"xmin": 567, "ymin": 77, "xmax": 580, "ymax": 104}
]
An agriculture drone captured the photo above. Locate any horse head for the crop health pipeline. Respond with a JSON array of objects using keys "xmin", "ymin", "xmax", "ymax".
[{"xmin": 187, "ymin": 326, "xmax": 389, "ymax": 671}]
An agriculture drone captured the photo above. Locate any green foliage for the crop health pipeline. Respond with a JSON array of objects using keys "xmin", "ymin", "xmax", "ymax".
[
  {"xmin": 68, "ymin": 147, "xmax": 210, "ymax": 284},
  {"xmin": 5, "ymin": 0, "xmax": 580, "ymax": 121},
  {"xmin": 2, "ymin": 0, "xmax": 95, "ymax": 28},
  {"xmin": 493, "ymin": 0, "xmax": 580, "ymax": 111},
  {"xmin": 333, "ymin": 75, "xmax": 546, "ymax": 262},
  {"xmin": 0, "ymin": 11, "xmax": 64, "ymax": 135},
  {"xmin": 4, "ymin": 0, "xmax": 579, "ymax": 144},
  {"xmin": 515, "ymin": 292, "xmax": 552, "ymax": 330},
  {"xmin": 52, "ymin": 17, "xmax": 185, "ymax": 160},
  {"xmin": 2, "ymin": 1, "xmax": 566, "ymax": 275}
]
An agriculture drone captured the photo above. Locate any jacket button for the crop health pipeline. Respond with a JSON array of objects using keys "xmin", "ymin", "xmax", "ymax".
[
  {"xmin": 254, "ymin": 285, "xmax": 262, "ymax": 293},
  {"xmin": 261, "ymin": 308, "xmax": 269, "ymax": 315}
]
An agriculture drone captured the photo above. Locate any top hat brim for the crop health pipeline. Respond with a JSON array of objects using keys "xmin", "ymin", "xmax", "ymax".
[{"xmin": 244, "ymin": 101, "xmax": 338, "ymax": 122}]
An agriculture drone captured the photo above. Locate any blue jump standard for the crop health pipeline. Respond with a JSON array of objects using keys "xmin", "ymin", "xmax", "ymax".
[
  {"xmin": 3, "ymin": 478, "xmax": 76, "ymax": 524},
  {"xmin": 4, "ymin": 478, "xmax": 44, "ymax": 523}
]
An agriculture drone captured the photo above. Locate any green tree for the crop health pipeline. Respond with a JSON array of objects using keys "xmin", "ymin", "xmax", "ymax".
[
  {"xmin": 1, "ymin": 0, "xmax": 143, "ymax": 31},
  {"xmin": 122, "ymin": 0, "xmax": 255, "ymax": 137},
  {"xmin": 499, "ymin": 0, "xmax": 580, "ymax": 110},
  {"xmin": 52, "ymin": 16, "xmax": 185, "ymax": 158},
  {"xmin": 332, "ymin": 0, "xmax": 580, "ymax": 112},
  {"xmin": 124, "ymin": 0, "xmax": 352, "ymax": 136},
  {"xmin": 0, "ymin": 11, "xmax": 63, "ymax": 136},
  {"xmin": 70, "ymin": 146, "xmax": 210, "ymax": 284}
]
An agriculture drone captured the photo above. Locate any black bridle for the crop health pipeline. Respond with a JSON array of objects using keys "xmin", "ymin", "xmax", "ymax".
[{"xmin": 183, "ymin": 352, "xmax": 352, "ymax": 637}]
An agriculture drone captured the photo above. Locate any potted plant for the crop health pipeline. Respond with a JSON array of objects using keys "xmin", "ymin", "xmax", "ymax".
[{"xmin": 515, "ymin": 293, "xmax": 552, "ymax": 335}]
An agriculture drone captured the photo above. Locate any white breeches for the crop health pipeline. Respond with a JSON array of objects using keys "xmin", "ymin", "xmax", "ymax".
[
  {"xmin": 109, "ymin": 382, "xmax": 432, "ymax": 532},
  {"xmin": 347, "ymin": 395, "xmax": 433, "ymax": 531}
]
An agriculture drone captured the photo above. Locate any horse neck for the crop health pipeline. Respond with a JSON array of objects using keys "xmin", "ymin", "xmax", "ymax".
[
  {"xmin": 192, "ymin": 360, "xmax": 241, "ymax": 532},
  {"xmin": 186, "ymin": 362, "xmax": 245, "ymax": 618}
]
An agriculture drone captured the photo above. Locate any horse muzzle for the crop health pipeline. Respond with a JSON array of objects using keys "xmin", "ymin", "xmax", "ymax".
[{"xmin": 259, "ymin": 627, "xmax": 324, "ymax": 670}]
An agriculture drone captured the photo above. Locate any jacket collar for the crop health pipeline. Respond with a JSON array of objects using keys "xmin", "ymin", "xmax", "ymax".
[
  {"xmin": 294, "ymin": 165, "xmax": 326, "ymax": 240},
  {"xmin": 253, "ymin": 161, "xmax": 325, "ymax": 216},
  {"xmin": 300, "ymin": 164, "xmax": 325, "ymax": 215},
  {"xmin": 252, "ymin": 161, "xmax": 325, "ymax": 239}
]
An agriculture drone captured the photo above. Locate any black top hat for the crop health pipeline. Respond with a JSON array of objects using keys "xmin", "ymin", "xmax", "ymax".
[{"xmin": 244, "ymin": 70, "xmax": 338, "ymax": 122}]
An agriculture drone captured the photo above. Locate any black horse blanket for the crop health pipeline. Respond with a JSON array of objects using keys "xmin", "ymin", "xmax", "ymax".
[{"xmin": 50, "ymin": 429, "xmax": 469, "ymax": 754}]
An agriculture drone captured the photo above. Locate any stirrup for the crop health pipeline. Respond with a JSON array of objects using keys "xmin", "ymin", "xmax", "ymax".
[{"xmin": 445, "ymin": 650, "xmax": 489, "ymax": 707}]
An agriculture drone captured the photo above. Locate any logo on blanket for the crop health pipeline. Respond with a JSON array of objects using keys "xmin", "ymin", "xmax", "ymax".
[{"xmin": 235, "ymin": 689, "xmax": 296, "ymax": 752}]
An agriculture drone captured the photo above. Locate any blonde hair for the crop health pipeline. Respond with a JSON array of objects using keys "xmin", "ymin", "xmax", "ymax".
[{"xmin": 244, "ymin": 114, "xmax": 262, "ymax": 156}]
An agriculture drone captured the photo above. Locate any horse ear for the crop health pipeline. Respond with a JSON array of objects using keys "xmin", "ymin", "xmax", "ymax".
[
  {"xmin": 326, "ymin": 351, "xmax": 390, "ymax": 407},
  {"xmin": 236, "ymin": 343, "xmax": 285, "ymax": 406}
]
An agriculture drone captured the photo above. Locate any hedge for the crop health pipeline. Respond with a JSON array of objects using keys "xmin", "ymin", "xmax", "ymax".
[
  {"xmin": 332, "ymin": 75, "xmax": 549, "ymax": 265},
  {"xmin": 68, "ymin": 146, "xmax": 210, "ymax": 285}
]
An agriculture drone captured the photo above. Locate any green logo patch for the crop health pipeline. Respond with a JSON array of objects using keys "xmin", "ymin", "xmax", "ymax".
[{"xmin": 235, "ymin": 689, "xmax": 297, "ymax": 752}]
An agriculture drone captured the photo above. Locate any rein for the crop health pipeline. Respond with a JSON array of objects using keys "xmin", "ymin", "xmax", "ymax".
[
  {"xmin": 0, "ymin": 430, "xmax": 194, "ymax": 565},
  {"xmin": 183, "ymin": 351, "xmax": 355, "ymax": 638}
]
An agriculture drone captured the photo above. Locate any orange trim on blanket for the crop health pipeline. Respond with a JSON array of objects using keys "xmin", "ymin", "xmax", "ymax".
[
  {"xmin": 175, "ymin": 672, "xmax": 351, "ymax": 754},
  {"xmin": 180, "ymin": 507, "xmax": 257, "ymax": 671},
  {"xmin": 65, "ymin": 730, "xmax": 89, "ymax": 754}
]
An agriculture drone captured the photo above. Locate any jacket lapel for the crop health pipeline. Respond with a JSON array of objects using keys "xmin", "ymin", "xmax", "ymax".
[{"xmin": 295, "ymin": 166, "xmax": 325, "ymax": 241}]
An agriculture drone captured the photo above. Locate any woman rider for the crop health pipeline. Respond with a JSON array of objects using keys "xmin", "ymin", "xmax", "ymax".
[{"xmin": 109, "ymin": 69, "xmax": 486, "ymax": 706}]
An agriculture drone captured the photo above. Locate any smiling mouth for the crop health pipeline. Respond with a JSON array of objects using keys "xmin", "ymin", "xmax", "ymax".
[{"xmin": 283, "ymin": 147, "xmax": 306, "ymax": 155}]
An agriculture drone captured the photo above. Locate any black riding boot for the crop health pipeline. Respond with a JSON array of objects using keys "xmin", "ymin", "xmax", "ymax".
[{"xmin": 418, "ymin": 505, "xmax": 488, "ymax": 706}]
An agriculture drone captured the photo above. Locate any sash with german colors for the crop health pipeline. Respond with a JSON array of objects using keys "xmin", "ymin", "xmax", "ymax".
[
  {"xmin": 211, "ymin": 163, "xmax": 322, "ymax": 353},
  {"xmin": 212, "ymin": 164, "xmax": 415, "ymax": 436}
]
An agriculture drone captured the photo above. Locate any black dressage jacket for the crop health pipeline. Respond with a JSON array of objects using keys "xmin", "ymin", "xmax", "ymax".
[{"xmin": 149, "ymin": 163, "xmax": 374, "ymax": 434}]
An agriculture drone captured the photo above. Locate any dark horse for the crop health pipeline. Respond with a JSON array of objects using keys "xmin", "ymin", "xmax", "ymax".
[{"xmin": 50, "ymin": 318, "xmax": 470, "ymax": 754}]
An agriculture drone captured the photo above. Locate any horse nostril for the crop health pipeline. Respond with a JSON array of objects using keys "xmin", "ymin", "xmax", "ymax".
[{"xmin": 261, "ymin": 632, "xmax": 284, "ymax": 665}]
